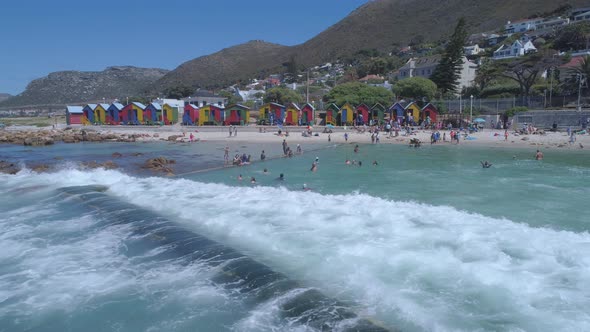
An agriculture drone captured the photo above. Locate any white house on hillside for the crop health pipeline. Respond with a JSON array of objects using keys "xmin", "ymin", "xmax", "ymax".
[
  {"xmin": 464, "ymin": 44, "xmax": 483, "ymax": 56},
  {"xmin": 504, "ymin": 18, "xmax": 542, "ymax": 34},
  {"xmin": 492, "ymin": 40, "xmax": 537, "ymax": 60},
  {"xmin": 572, "ymin": 10, "xmax": 590, "ymax": 23},
  {"xmin": 535, "ymin": 16, "xmax": 569, "ymax": 30},
  {"xmin": 396, "ymin": 55, "xmax": 477, "ymax": 91}
]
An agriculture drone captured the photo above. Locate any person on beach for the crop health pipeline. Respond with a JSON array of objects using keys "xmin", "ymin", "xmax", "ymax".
[
  {"xmin": 535, "ymin": 150, "xmax": 544, "ymax": 160},
  {"xmin": 234, "ymin": 127, "xmax": 237, "ymax": 137},
  {"xmin": 344, "ymin": 133, "xmax": 348, "ymax": 142},
  {"xmin": 229, "ymin": 125, "xmax": 233, "ymax": 137},
  {"xmin": 504, "ymin": 130, "xmax": 509, "ymax": 141},
  {"xmin": 224, "ymin": 146, "xmax": 229, "ymax": 164},
  {"xmin": 260, "ymin": 150, "xmax": 266, "ymax": 161},
  {"xmin": 480, "ymin": 161, "xmax": 492, "ymax": 168},
  {"xmin": 328, "ymin": 134, "xmax": 331, "ymax": 142},
  {"xmin": 282, "ymin": 139, "xmax": 288, "ymax": 155}
]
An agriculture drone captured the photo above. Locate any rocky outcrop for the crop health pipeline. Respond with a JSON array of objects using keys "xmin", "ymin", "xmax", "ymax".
[
  {"xmin": 81, "ymin": 160, "xmax": 118, "ymax": 170},
  {"xmin": 0, "ymin": 160, "xmax": 20, "ymax": 174},
  {"xmin": 142, "ymin": 157, "xmax": 176, "ymax": 176},
  {"xmin": 0, "ymin": 129, "xmax": 142, "ymax": 145}
]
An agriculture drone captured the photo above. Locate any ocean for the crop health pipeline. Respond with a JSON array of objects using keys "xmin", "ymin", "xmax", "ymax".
[{"xmin": 1, "ymin": 141, "xmax": 589, "ymax": 331}]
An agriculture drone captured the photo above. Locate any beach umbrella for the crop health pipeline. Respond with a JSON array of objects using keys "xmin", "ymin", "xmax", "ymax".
[{"xmin": 474, "ymin": 118, "xmax": 486, "ymax": 123}]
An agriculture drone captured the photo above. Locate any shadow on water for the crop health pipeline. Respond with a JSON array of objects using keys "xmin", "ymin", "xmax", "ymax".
[{"xmin": 57, "ymin": 185, "xmax": 393, "ymax": 332}]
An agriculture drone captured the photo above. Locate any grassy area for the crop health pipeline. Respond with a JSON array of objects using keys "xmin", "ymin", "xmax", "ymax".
[{"xmin": 0, "ymin": 116, "xmax": 66, "ymax": 127}]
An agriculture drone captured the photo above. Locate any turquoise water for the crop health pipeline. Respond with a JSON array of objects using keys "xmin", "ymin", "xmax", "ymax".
[{"xmin": 1, "ymin": 142, "xmax": 590, "ymax": 331}]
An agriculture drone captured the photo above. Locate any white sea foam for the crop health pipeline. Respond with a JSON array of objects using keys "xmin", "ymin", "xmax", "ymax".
[{"xmin": 2, "ymin": 169, "xmax": 590, "ymax": 331}]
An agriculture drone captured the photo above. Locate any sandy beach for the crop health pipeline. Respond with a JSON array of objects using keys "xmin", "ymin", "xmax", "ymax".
[{"xmin": 79, "ymin": 124, "xmax": 590, "ymax": 151}]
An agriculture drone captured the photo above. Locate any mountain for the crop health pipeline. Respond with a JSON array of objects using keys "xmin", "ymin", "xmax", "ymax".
[
  {"xmin": 158, "ymin": 0, "xmax": 588, "ymax": 90},
  {"xmin": 293, "ymin": 0, "xmax": 588, "ymax": 65},
  {"xmin": 7, "ymin": 0, "xmax": 589, "ymax": 105},
  {"xmin": 0, "ymin": 66, "xmax": 168, "ymax": 107},
  {"xmin": 154, "ymin": 40, "xmax": 290, "ymax": 91},
  {"xmin": 0, "ymin": 93, "xmax": 12, "ymax": 103}
]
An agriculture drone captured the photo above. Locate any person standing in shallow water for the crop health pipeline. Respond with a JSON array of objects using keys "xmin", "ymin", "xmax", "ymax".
[
  {"xmin": 260, "ymin": 150, "xmax": 266, "ymax": 161},
  {"xmin": 535, "ymin": 150, "xmax": 544, "ymax": 160}
]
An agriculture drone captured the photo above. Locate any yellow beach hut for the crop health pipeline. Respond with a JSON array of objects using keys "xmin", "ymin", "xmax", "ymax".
[
  {"xmin": 404, "ymin": 102, "xmax": 421, "ymax": 125},
  {"xmin": 93, "ymin": 103, "xmax": 109, "ymax": 124},
  {"xmin": 339, "ymin": 103, "xmax": 355, "ymax": 126}
]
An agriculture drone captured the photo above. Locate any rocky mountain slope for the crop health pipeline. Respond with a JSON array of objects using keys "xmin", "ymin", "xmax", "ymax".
[
  {"xmin": 157, "ymin": 0, "xmax": 588, "ymax": 90},
  {"xmin": 0, "ymin": 66, "xmax": 168, "ymax": 107},
  {"xmin": 5, "ymin": 0, "xmax": 589, "ymax": 106},
  {"xmin": 154, "ymin": 40, "xmax": 290, "ymax": 91}
]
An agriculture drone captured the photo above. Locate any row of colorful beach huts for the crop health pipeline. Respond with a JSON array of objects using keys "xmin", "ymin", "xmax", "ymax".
[
  {"xmin": 257, "ymin": 101, "xmax": 438, "ymax": 126},
  {"xmin": 66, "ymin": 100, "xmax": 438, "ymax": 126},
  {"xmin": 66, "ymin": 102, "xmax": 252, "ymax": 126}
]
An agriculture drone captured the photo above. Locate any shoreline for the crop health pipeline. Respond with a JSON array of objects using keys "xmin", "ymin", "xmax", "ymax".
[{"xmin": 2, "ymin": 124, "xmax": 589, "ymax": 151}]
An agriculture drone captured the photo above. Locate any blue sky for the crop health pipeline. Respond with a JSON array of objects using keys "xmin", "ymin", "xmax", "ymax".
[{"xmin": 0, "ymin": 0, "xmax": 369, "ymax": 95}]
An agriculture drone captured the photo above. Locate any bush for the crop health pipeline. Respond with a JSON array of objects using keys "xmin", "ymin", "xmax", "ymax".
[
  {"xmin": 480, "ymin": 83, "xmax": 520, "ymax": 98},
  {"xmin": 505, "ymin": 106, "xmax": 528, "ymax": 117}
]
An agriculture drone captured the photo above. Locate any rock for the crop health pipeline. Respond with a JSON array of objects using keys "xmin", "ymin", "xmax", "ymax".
[
  {"xmin": 142, "ymin": 156, "xmax": 175, "ymax": 174},
  {"xmin": 167, "ymin": 135, "xmax": 181, "ymax": 141},
  {"xmin": 131, "ymin": 152, "xmax": 144, "ymax": 157},
  {"xmin": 112, "ymin": 152, "xmax": 123, "ymax": 158},
  {"xmin": 31, "ymin": 164, "xmax": 51, "ymax": 172},
  {"xmin": 103, "ymin": 161, "xmax": 118, "ymax": 169},
  {"xmin": 0, "ymin": 160, "xmax": 20, "ymax": 174}
]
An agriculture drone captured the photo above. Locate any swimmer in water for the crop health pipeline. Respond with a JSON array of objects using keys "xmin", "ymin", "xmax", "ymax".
[
  {"xmin": 238, "ymin": 174, "xmax": 243, "ymax": 181},
  {"xmin": 480, "ymin": 161, "xmax": 492, "ymax": 168},
  {"xmin": 302, "ymin": 183, "xmax": 311, "ymax": 191},
  {"xmin": 535, "ymin": 149, "xmax": 544, "ymax": 160},
  {"xmin": 263, "ymin": 168, "xmax": 268, "ymax": 174},
  {"xmin": 277, "ymin": 173, "xmax": 284, "ymax": 181},
  {"xmin": 310, "ymin": 161, "xmax": 318, "ymax": 172},
  {"xmin": 250, "ymin": 177, "xmax": 256, "ymax": 184},
  {"xmin": 372, "ymin": 160, "xmax": 378, "ymax": 166}
]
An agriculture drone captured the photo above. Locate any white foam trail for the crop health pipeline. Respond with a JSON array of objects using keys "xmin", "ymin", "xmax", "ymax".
[{"xmin": 3, "ymin": 169, "xmax": 590, "ymax": 331}]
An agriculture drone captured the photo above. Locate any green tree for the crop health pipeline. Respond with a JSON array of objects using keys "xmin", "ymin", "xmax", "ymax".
[
  {"xmin": 263, "ymin": 87, "xmax": 303, "ymax": 105},
  {"xmin": 282, "ymin": 56, "xmax": 300, "ymax": 84},
  {"xmin": 392, "ymin": 77, "xmax": 437, "ymax": 100},
  {"xmin": 474, "ymin": 58, "xmax": 500, "ymax": 91},
  {"xmin": 430, "ymin": 17, "xmax": 468, "ymax": 95},
  {"xmin": 553, "ymin": 22, "xmax": 590, "ymax": 51},
  {"xmin": 495, "ymin": 50, "xmax": 563, "ymax": 105},
  {"xmin": 323, "ymin": 82, "xmax": 394, "ymax": 106},
  {"xmin": 164, "ymin": 86, "xmax": 193, "ymax": 99},
  {"xmin": 219, "ymin": 90, "xmax": 243, "ymax": 105}
]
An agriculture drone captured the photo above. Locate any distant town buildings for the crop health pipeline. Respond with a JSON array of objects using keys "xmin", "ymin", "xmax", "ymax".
[
  {"xmin": 396, "ymin": 55, "xmax": 477, "ymax": 91},
  {"xmin": 492, "ymin": 40, "xmax": 537, "ymax": 60}
]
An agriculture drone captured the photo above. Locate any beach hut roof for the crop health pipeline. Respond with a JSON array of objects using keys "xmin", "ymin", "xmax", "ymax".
[
  {"xmin": 421, "ymin": 103, "xmax": 437, "ymax": 111},
  {"xmin": 302, "ymin": 103, "xmax": 315, "ymax": 111},
  {"xmin": 66, "ymin": 106, "xmax": 83, "ymax": 114},
  {"xmin": 132, "ymin": 102, "xmax": 146, "ymax": 109},
  {"xmin": 228, "ymin": 103, "xmax": 250, "ymax": 110},
  {"xmin": 371, "ymin": 102, "xmax": 385, "ymax": 110},
  {"xmin": 110, "ymin": 103, "xmax": 124, "ymax": 110},
  {"xmin": 268, "ymin": 102, "xmax": 285, "ymax": 108},
  {"xmin": 404, "ymin": 101, "xmax": 420, "ymax": 109},
  {"xmin": 84, "ymin": 103, "xmax": 97, "ymax": 110},
  {"xmin": 287, "ymin": 103, "xmax": 301, "ymax": 110},
  {"xmin": 148, "ymin": 103, "xmax": 162, "ymax": 110},
  {"xmin": 326, "ymin": 103, "xmax": 340, "ymax": 110},
  {"xmin": 98, "ymin": 103, "xmax": 109, "ymax": 109}
]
